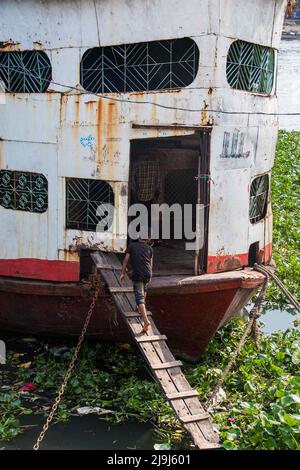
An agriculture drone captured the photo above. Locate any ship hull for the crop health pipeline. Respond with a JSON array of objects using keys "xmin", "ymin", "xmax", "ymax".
[{"xmin": 0, "ymin": 269, "xmax": 265, "ymax": 361}]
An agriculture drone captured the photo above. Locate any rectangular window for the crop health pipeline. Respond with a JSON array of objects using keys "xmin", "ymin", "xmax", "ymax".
[
  {"xmin": 0, "ymin": 170, "xmax": 48, "ymax": 213},
  {"xmin": 66, "ymin": 178, "xmax": 114, "ymax": 232}
]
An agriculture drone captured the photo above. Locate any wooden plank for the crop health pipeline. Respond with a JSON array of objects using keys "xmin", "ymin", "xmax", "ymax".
[
  {"xmin": 180, "ymin": 413, "xmax": 210, "ymax": 424},
  {"xmin": 136, "ymin": 335, "xmax": 167, "ymax": 343},
  {"xmin": 107, "ymin": 269, "xmax": 213, "ymax": 447},
  {"xmin": 110, "ymin": 286, "xmax": 135, "ymax": 293},
  {"xmin": 125, "ymin": 305, "xmax": 214, "ymax": 445},
  {"xmin": 140, "ymin": 304, "xmax": 217, "ymax": 444},
  {"xmin": 167, "ymin": 390, "xmax": 199, "ymax": 400},
  {"xmin": 123, "ymin": 311, "xmax": 152, "ymax": 318},
  {"xmin": 97, "ymin": 265, "xmax": 122, "ymax": 271},
  {"xmin": 152, "ymin": 360, "xmax": 182, "ymax": 370},
  {"xmin": 93, "ymin": 251, "xmax": 220, "ymax": 450}
]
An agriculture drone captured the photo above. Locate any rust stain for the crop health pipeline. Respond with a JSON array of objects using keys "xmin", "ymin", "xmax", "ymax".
[
  {"xmin": 0, "ymin": 140, "xmax": 3, "ymax": 169},
  {"xmin": 129, "ymin": 88, "xmax": 181, "ymax": 97},
  {"xmin": 201, "ymin": 100, "xmax": 209, "ymax": 126},
  {"xmin": 0, "ymin": 41, "xmax": 20, "ymax": 51},
  {"xmin": 151, "ymin": 94, "xmax": 158, "ymax": 125},
  {"xmin": 59, "ymin": 250, "xmax": 79, "ymax": 262},
  {"xmin": 33, "ymin": 41, "xmax": 43, "ymax": 50},
  {"xmin": 97, "ymin": 97, "xmax": 103, "ymax": 174}
]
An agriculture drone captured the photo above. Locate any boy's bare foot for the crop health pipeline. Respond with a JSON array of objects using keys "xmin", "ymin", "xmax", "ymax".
[{"xmin": 141, "ymin": 321, "xmax": 150, "ymax": 333}]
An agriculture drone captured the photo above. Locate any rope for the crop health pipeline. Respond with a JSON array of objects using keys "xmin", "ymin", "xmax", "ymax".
[
  {"xmin": 206, "ymin": 262, "xmax": 300, "ymax": 409},
  {"xmin": 205, "ymin": 279, "xmax": 268, "ymax": 408},
  {"xmin": 254, "ymin": 263, "xmax": 300, "ymax": 312},
  {"xmin": 33, "ymin": 275, "xmax": 101, "ymax": 450}
]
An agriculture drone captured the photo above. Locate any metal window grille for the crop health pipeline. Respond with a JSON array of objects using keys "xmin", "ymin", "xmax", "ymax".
[
  {"xmin": 66, "ymin": 178, "xmax": 114, "ymax": 232},
  {"xmin": 226, "ymin": 40, "xmax": 275, "ymax": 94},
  {"xmin": 80, "ymin": 38, "xmax": 199, "ymax": 93},
  {"xmin": 0, "ymin": 170, "xmax": 48, "ymax": 213},
  {"xmin": 0, "ymin": 51, "xmax": 52, "ymax": 93},
  {"xmin": 249, "ymin": 174, "xmax": 269, "ymax": 224}
]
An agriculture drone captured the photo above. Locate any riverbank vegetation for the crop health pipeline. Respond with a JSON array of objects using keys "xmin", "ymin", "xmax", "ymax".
[{"xmin": 0, "ymin": 131, "xmax": 299, "ymax": 450}]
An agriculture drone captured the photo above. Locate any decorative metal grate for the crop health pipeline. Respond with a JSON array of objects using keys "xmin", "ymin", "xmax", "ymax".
[
  {"xmin": 66, "ymin": 178, "xmax": 114, "ymax": 232},
  {"xmin": 249, "ymin": 174, "xmax": 269, "ymax": 224},
  {"xmin": 0, "ymin": 51, "xmax": 52, "ymax": 93},
  {"xmin": 0, "ymin": 170, "xmax": 48, "ymax": 213},
  {"xmin": 80, "ymin": 38, "xmax": 199, "ymax": 93},
  {"xmin": 227, "ymin": 40, "xmax": 275, "ymax": 94}
]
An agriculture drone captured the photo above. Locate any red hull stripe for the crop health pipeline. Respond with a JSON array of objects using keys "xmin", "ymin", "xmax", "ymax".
[
  {"xmin": 0, "ymin": 243, "xmax": 272, "ymax": 282},
  {"xmin": 263, "ymin": 243, "xmax": 272, "ymax": 264},
  {"xmin": 207, "ymin": 253, "xmax": 248, "ymax": 274},
  {"xmin": 0, "ymin": 259, "xmax": 80, "ymax": 282},
  {"xmin": 207, "ymin": 243, "xmax": 272, "ymax": 274}
]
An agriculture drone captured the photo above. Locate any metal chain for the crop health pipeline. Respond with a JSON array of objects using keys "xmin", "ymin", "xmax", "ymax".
[
  {"xmin": 33, "ymin": 275, "xmax": 101, "ymax": 450},
  {"xmin": 205, "ymin": 279, "xmax": 268, "ymax": 408}
]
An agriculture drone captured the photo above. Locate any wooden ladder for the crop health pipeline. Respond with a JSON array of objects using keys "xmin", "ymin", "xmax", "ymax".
[{"xmin": 91, "ymin": 251, "xmax": 220, "ymax": 450}]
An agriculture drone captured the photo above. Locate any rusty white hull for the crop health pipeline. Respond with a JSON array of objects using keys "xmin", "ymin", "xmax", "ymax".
[
  {"xmin": 0, "ymin": 1, "xmax": 285, "ymax": 270},
  {"xmin": 0, "ymin": 1, "xmax": 287, "ymax": 350}
]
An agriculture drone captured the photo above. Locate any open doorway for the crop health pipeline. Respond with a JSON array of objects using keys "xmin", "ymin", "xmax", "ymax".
[{"xmin": 128, "ymin": 130, "xmax": 211, "ymax": 276}]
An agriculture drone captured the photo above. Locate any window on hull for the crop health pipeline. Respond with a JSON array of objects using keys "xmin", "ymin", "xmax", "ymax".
[
  {"xmin": 249, "ymin": 174, "xmax": 269, "ymax": 224},
  {"xmin": 80, "ymin": 38, "xmax": 199, "ymax": 94},
  {"xmin": 226, "ymin": 40, "xmax": 275, "ymax": 94},
  {"xmin": 66, "ymin": 178, "xmax": 114, "ymax": 232},
  {"xmin": 0, "ymin": 50, "xmax": 52, "ymax": 93},
  {"xmin": 0, "ymin": 170, "xmax": 48, "ymax": 213}
]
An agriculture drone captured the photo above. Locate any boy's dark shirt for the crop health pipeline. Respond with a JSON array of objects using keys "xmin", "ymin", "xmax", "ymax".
[{"xmin": 126, "ymin": 241, "xmax": 153, "ymax": 282}]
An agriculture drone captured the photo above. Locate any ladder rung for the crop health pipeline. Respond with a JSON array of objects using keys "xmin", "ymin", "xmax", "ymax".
[
  {"xmin": 152, "ymin": 360, "xmax": 182, "ymax": 370},
  {"xmin": 136, "ymin": 334, "xmax": 167, "ymax": 343},
  {"xmin": 196, "ymin": 442, "xmax": 222, "ymax": 450},
  {"xmin": 97, "ymin": 265, "xmax": 122, "ymax": 271},
  {"xmin": 123, "ymin": 311, "xmax": 152, "ymax": 318},
  {"xmin": 167, "ymin": 390, "xmax": 199, "ymax": 400},
  {"xmin": 110, "ymin": 287, "xmax": 134, "ymax": 293},
  {"xmin": 180, "ymin": 412, "xmax": 210, "ymax": 424}
]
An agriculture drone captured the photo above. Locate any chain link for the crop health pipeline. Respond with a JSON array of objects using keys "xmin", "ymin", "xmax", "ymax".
[{"xmin": 33, "ymin": 275, "xmax": 101, "ymax": 450}]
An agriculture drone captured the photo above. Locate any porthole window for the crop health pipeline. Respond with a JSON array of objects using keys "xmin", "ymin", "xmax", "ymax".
[
  {"xmin": 66, "ymin": 178, "xmax": 114, "ymax": 232},
  {"xmin": 0, "ymin": 50, "xmax": 52, "ymax": 93},
  {"xmin": 0, "ymin": 170, "xmax": 48, "ymax": 213},
  {"xmin": 227, "ymin": 40, "xmax": 275, "ymax": 94},
  {"xmin": 80, "ymin": 38, "xmax": 199, "ymax": 94},
  {"xmin": 249, "ymin": 174, "xmax": 269, "ymax": 224}
]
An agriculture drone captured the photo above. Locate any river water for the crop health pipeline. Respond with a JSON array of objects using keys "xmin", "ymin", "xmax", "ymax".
[
  {"xmin": 278, "ymin": 39, "xmax": 300, "ymax": 130},
  {"xmin": 1, "ymin": 38, "xmax": 300, "ymax": 451}
]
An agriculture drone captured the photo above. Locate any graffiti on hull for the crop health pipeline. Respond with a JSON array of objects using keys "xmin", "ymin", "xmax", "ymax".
[{"xmin": 220, "ymin": 129, "xmax": 250, "ymax": 159}]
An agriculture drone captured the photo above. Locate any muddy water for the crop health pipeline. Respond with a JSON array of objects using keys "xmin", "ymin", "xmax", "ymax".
[{"xmin": 1, "ymin": 415, "xmax": 154, "ymax": 450}]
